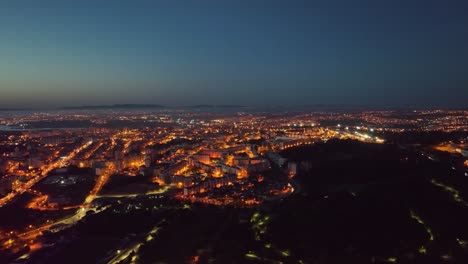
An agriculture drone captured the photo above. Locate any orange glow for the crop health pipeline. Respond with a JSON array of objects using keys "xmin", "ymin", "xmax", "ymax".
[
  {"xmin": 190, "ymin": 255, "xmax": 200, "ymax": 264},
  {"xmin": 212, "ymin": 170, "xmax": 222, "ymax": 178},
  {"xmin": 257, "ymin": 175, "xmax": 264, "ymax": 182},
  {"xmin": 29, "ymin": 242, "xmax": 42, "ymax": 251},
  {"xmin": 152, "ymin": 177, "xmax": 165, "ymax": 186},
  {"xmin": 225, "ymin": 155, "xmax": 234, "ymax": 166},
  {"xmin": 237, "ymin": 169, "xmax": 248, "ymax": 179},
  {"xmin": 26, "ymin": 195, "xmax": 54, "ymax": 211}
]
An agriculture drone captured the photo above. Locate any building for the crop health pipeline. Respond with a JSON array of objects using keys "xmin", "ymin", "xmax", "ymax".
[
  {"xmin": 288, "ymin": 162, "xmax": 297, "ymax": 177},
  {"xmin": 41, "ymin": 136, "xmax": 63, "ymax": 146},
  {"xmin": 0, "ymin": 176, "xmax": 14, "ymax": 196},
  {"xmin": 145, "ymin": 154, "xmax": 152, "ymax": 168},
  {"xmin": 28, "ymin": 156, "xmax": 44, "ymax": 169},
  {"xmin": 183, "ymin": 174, "xmax": 236, "ymax": 196}
]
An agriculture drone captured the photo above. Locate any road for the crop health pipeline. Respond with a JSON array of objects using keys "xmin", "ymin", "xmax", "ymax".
[
  {"xmin": 107, "ymin": 225, "xmax": 160, "ymax": 264},
  {"xmin": 0, "ymin": 141, "xmax": 93, "ymax": 207},
  {"xmin": 96, "ymin": 185, "xmax": 171, "ymax": 199},
  {"xmin": 431, "ymin": 178, "xmax": 468, "ymax": 207}
]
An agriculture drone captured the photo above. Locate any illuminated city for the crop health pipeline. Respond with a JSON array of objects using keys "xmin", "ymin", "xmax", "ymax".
[
  {"xmin": 2, "ymin": 1, "xmax": 468, "ymax": 263},
  {"xmin": 0, "ymin": 108, "xmax": 467, "ymax": 263}
]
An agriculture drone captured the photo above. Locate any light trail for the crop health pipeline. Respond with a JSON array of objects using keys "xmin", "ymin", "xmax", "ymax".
[
  {"xmin": 96, "ymin": 185, "xmax": 171, "ymax": 199},
  {"xmin": 108, "ymin": 226, "xmax": 160, "ymax": 264},
  {"xmin": 84, "ymin": 164, "xmax": 115, "ymax": 204},
  {"xmin": 410, "ymin": 210, "xmax": 434, "ymax": 241},
  {"xmin": 409, "ymin": 210, "xmax": 434, "ymax": 255},
  {"xmin": 5, "ymin": 205, "xmax": 110, "ymax": 254},
  {"xmin": 83, "ymin": 133, "xmax": 120, "ymax": 204},
  {"xmin": 123, "ymin": 138, "xmax": 134, "ymax": 154},
  {"xmin": 82, "ymin": 142, "xmax": 104, "ymax": 160},
  {"xmin": 431, "ymin": 179, "xmax": 468, "ymax": 207}
]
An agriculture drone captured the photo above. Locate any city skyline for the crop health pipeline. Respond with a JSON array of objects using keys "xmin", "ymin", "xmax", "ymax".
[
  {"xmin": 1, "ymin": 2, "xmax": 468, "ymax": 263},
  {"xmin": 1, "ymin": 0, "xmax": 468, "ymax": 108},
  {"xmin": 0, "ymin": 108, "xmax": 467, "ymax": 263}
]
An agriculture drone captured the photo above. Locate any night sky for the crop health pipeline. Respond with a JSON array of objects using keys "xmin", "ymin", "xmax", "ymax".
[{"xmin": 1, "ymin": 0, "xmax": 467, "ymax": 108}]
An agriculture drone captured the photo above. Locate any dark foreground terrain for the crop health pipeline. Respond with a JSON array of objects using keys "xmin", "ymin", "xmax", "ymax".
[{"xmin": 6, "ymin": 140, "xmax": 468, "ymax": 264}]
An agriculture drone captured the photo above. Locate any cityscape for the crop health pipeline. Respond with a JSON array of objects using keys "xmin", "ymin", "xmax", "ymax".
[
  {"xmin": 1, "ymin": 1, "xmax": 468, "ymax": 264},
  {"xmin": 0, "ymin": 108, "xmax": 467, "ymax": 263}
]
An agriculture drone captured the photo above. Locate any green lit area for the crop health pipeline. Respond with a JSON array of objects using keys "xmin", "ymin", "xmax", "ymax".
[
  {"xmin": 249, "ymin": 212, "xmax": 293, "ymax": 262},
  {"xmin": 245, "ymin": 252, "xmax": 260, "ymax": 260},
  {"xmin": 418, "ymin": 246, "xmax": 426, "ymax": 254},
  {"xmin": 250, "ymin": 212, "xmax": 271, "ymax": 241},
  {"xmin": 431, "ymin": 179, "xmax": 468, "ymax": 207},
  {"xmin": 409, "ymin": 210, "xmax": 435, "ymax": 257},
  {"xmin": 410, "ymin": 210, "xmax": 434, "ymax": 242}
]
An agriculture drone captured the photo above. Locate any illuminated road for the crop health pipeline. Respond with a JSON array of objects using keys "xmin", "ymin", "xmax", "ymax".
[
  {"xmin": 108, "ymin": 242, "xmax": 144, "ymax": 264},
  {"xmin": 96, "ymin": 185, "xmax": 171, "ymax": 199},
  {"xmin": 83, "ymin": 142, "xmax": 104, "ymax": 160},
  {"xmin": 4, "ymin": 205, "xmax": 109, "ymax": 255},
  {"xmin": 431, "ymin": 179, "xmax": 468, "ymax": 207},
  {"xmin": 21, "ymin": 206, "xmax": 107, "ymax": 238},
  {"xmin": 5, "ymin": 132, "xmax": 163, "ymax": 255},
  {"xmin": 84, "ymin": 133, "xmax": 120, "ymax": 204},
  {"xmin": 5, "ymin": 160, "xmax": 115, "ymax": 255},
  {"xmin": 84, "ymin": 164, "xmax": 115, "ymax": 204},
  {"xmin": 409, "ymin": 210, "xmax": 434, "ymax": 254},
  {"xmin": 0, "ymin": 141, "xmax": 93, "ymax": 208},
  {"xmin": 1, "ymin": 139, "xmax": 115, "ymax": 255},
  {"xmin": 107, "ymin": 225, "xmax": 161, "ymax": 264}
]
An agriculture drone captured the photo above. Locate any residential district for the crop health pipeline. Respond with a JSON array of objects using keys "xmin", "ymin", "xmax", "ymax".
[{"xmin": 0, "ymin": 108, "xmax": 467, "ymax": 263}]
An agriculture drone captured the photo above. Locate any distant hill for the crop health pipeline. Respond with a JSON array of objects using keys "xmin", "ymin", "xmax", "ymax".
[
  {"xmin": 185, "ymin": 104, "xmax": 246, "ymax": 109},
  {"xmin": 0, "ymin": 108, "xmax": 34, "ymax": 111},
  {"xmin": 60, "ymin": 104, "xmax": 167, "ymax": 110}
]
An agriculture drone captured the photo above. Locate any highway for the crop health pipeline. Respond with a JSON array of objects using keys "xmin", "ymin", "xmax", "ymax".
[{"xmin": 107, "ymin": 225, "xmax": 160, "ymax": 264}]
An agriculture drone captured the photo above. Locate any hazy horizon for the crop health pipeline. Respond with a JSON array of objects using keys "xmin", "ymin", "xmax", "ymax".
[{"xmin": 1, "ymin": 0, "xmax": 468, "ymax": 108}]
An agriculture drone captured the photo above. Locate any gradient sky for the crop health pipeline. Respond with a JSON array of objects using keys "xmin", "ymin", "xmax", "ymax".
[{"xmin": 1, "ymin": 0, "xmax": 468, "ymax": 108}]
